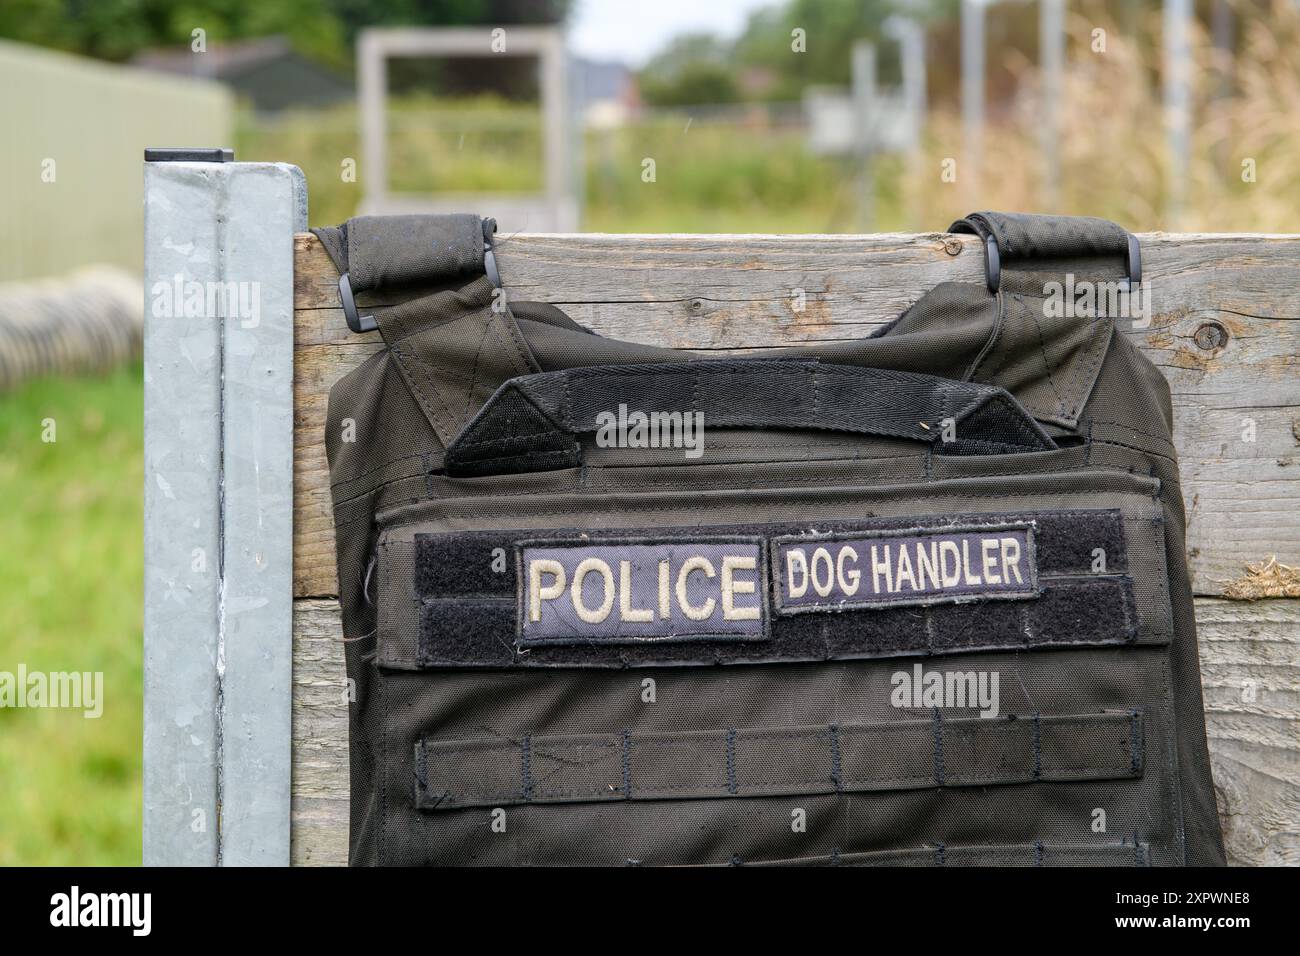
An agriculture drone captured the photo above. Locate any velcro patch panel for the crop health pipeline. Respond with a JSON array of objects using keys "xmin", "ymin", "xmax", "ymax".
[{"xmin": 409, "ymin": 509, "xmax": 1139, "ymax": 669}]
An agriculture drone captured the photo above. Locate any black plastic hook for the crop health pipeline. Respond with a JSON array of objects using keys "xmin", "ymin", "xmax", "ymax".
[
  {"xmin": 482, "ymin": 217, "xmax": 502, "ymax": 288},
  {"xmin": 338, "ymin": 272, "xmax": 376, "ymax": 334}
]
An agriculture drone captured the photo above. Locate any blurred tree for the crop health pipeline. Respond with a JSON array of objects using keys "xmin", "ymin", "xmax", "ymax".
[
  {"xmin": 732, "ymin": 0, "xmax": 929, "ymax": 98},
  {"xmin": 639, "ymin": 33, "xmax": 741, "ymax": 107},
  {"xmin": 0, "ymin": 0, "xmax": 571, "ymax": 78},
  {"xmin": 330, "ymin": 0, "xmax": 570, "ymax": 41},
  {"xmin": 0, "ymin": 0, "xmax": 346, "ymax": 65},
  {"xmin": 635, "ymin": 0, "xmax": 959, "ymax": 105}
]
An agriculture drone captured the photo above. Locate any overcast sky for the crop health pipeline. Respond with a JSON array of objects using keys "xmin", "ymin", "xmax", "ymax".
[{"xmin": 569, "ymin": 0, "xmax": 776, "ymax": 67}]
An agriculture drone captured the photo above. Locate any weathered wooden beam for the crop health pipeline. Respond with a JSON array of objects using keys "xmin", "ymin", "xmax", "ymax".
[
  {"xmin": 288, "ymin": 596, "xmax": 1300, "ymax": 867},
  {"xmin": 291, "ymin": 231, "xmax": 1300, "ymax": 599}
]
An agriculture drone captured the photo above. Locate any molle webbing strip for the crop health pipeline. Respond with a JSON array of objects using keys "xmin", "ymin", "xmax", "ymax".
[
  {"xmin": 409, "ymin": 509, "xmax": 1140, "ymax": 670},
  {"xmin": 414, "ymin": 711, "xmax": 1145, "ymax": 811},
  {"xmin": 735, "ymin": 842, "xmax": 1151, "ymax": 867}
]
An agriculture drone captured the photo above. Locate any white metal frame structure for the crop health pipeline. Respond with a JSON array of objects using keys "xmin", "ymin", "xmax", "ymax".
[{"xmin": 357, "ymin": 27, "xmax": 578, "ymax": 231}]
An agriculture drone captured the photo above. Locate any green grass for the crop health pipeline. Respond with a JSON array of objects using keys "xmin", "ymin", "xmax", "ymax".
[
  {"xmin": 236, "ymin": 101, "xmax": 874, "ymax": 233},
  {"xmin": 0, "ymin": 364, "xmax": 143, "ymax": 865}
]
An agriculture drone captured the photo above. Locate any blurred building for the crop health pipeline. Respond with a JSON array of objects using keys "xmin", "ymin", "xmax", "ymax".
[
  {"xmin": 573, "ymin": 57, "xmax": 639, "ymax": 128},
  {"xmin": 132, "ymin": 36, "xmax": 352, "ymax": 113},
  {"xmin": 0, "ymin": 38, "xmax": 231, "ymax": 280}
]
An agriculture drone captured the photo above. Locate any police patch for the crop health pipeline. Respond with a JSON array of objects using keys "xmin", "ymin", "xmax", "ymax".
[
  {"xmin": 773, "ymin": 523, "xmax": 1038, "ymax": 613},
  {"xmin": 518, "ymin": 537, "xmax": 768, "ymax": 645}
]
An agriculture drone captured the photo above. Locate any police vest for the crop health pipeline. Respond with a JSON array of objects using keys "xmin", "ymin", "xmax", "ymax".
[{"xmin": 312, "ymin": 211, "xmax": 1225, "ymax": 866}]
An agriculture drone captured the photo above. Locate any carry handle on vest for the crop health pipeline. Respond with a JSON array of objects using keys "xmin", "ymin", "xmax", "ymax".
[{"xmin": 443, "ymin": 359, "xmax": 1057, "ymax": 478}]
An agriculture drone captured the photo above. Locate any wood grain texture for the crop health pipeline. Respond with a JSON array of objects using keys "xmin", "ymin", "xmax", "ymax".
[
  {"xmin": 292, "ymin": 231, "xmax": 1300, "ymax": 599},
  {"xmin": 289, "ymin": 596, "xmax": 1300, "ymax": 867},
  {"xmin": 290, "ymin": 230, "xmax": 1299, "ymax": 866}
]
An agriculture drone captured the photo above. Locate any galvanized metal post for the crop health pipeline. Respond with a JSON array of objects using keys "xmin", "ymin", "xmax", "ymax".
[
  {"xmin": 143, "ymin": 154, "xmax": 304, "ymax": 866},
  {"xmin": 358, "ymin": 30, "xmax": 388, "ymax": 215},
  {"xmin": 851, "ymin": 40, "xmax": 878, "ymax": 231},
  {"xmin": 1039, "ymin": 0, "xmax": 1065, "ymax": 208},
  {"xmin": 961, "ymin": 0, "xmax": 986, "ymax": 202},
  {"xmin": 884, "ymin": 15, "xmax": 927, "ymax": 155},
  {"xmin": 1163, "ymin": 0, "xmax": 1192, "ymax": 225}
]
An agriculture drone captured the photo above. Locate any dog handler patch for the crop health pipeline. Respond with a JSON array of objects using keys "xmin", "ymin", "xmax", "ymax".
[{"xmin": 773, "ymin": 522, "xmax": 1038, "ymax": 613}]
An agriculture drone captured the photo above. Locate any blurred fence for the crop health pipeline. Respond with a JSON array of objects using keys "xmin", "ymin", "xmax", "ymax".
[{"xmin": 0, "ymin": 39, "xmax": 233, "ymax": 282}]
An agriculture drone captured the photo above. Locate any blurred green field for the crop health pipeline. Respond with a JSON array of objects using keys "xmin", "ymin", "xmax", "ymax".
[
  {"xmin": 237, "ymin": 100, "xmax": 874, "ymax": 233},
  {"xmin": 237, "ymin": 2, "xmax": 1300, "ymax": 239},
  {"xmin": 0, "ymin": 365, "xmax": 143, "ymax": 865}
]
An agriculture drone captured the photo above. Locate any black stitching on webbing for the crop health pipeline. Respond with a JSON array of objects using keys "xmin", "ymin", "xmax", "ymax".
[
  {"xmin": 1132, "ymin": 833, "xmax": 1143, "ymax": 867},
  {"xmin": 934, "ymin": 843, "xmax": 946, "ymax": 866},
  {"xmin": 1032, "ymin": 712, "xmax": 1042, "ymax": 780},
  {"xmin": 462, "ymin": 318, "xmax": 491, "ymax": 420},
  {"xmin": 378, "ymin": 667, "xmax": 389, "ymax": 860},
  {"xmin": 932, "ymin": 710, "xmax": 945, "ymax": 787},
  {"xmin": 622, "ymin": 729, "xmax": 632, "ymax": 798},
  {"xmin": 415, "ymin": 740, "xmax": 428, "ymax": 796},
  {"xmin": 450, "ymin": 425, "xmax": 566, "ymax": 450},
  {"xmin": 329, "ymin": 452, "xmax": 425, "ymax": 491},
  {"xmin": 726, "ymin": 729, "xmax": 738, "ymax": 795},
  {"xmin": 829, "ymin": 724, "xmax": 843, "ymax": 792},
  {"xmin": 1034, "ymin": 841, "xmax": 1045, "ymax": 866},
  {"xmin": 391, "ymin": 342, "xmax": 460, "ymax": 442},
  {"xmin": 1065, "ymin": 316, "xmax": 1112, "ymax": 421},
  {"xmin": 521, "ymin": 734, "xmax": 533, "ymax": 802},
  {"xmin": 1025, "ymin": 305, "xmax": 1066, "ymax": 415},
  {"xmin": 830, "ymin": 847, "xmax": 842, "ymax": 867},
  {"xmin": 420, "ymin": 452, "xmax": 434, "ymax": 499},
  {"xmin": 560, "ymin": 373, "xmax": 573, "ymax": 430},
  {"xmin": 1129, "ymin": 710, "xmax": 1142, "ymax": 774},
  {"xmin": 1091, "ymin": 437, "xmax": 1179, "ymax": 467}
]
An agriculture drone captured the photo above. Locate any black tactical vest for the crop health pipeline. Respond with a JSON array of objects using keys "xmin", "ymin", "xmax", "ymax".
[{"xmin": 313, "ymin": 211, "xmax": 1225, "ymax": 866}]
